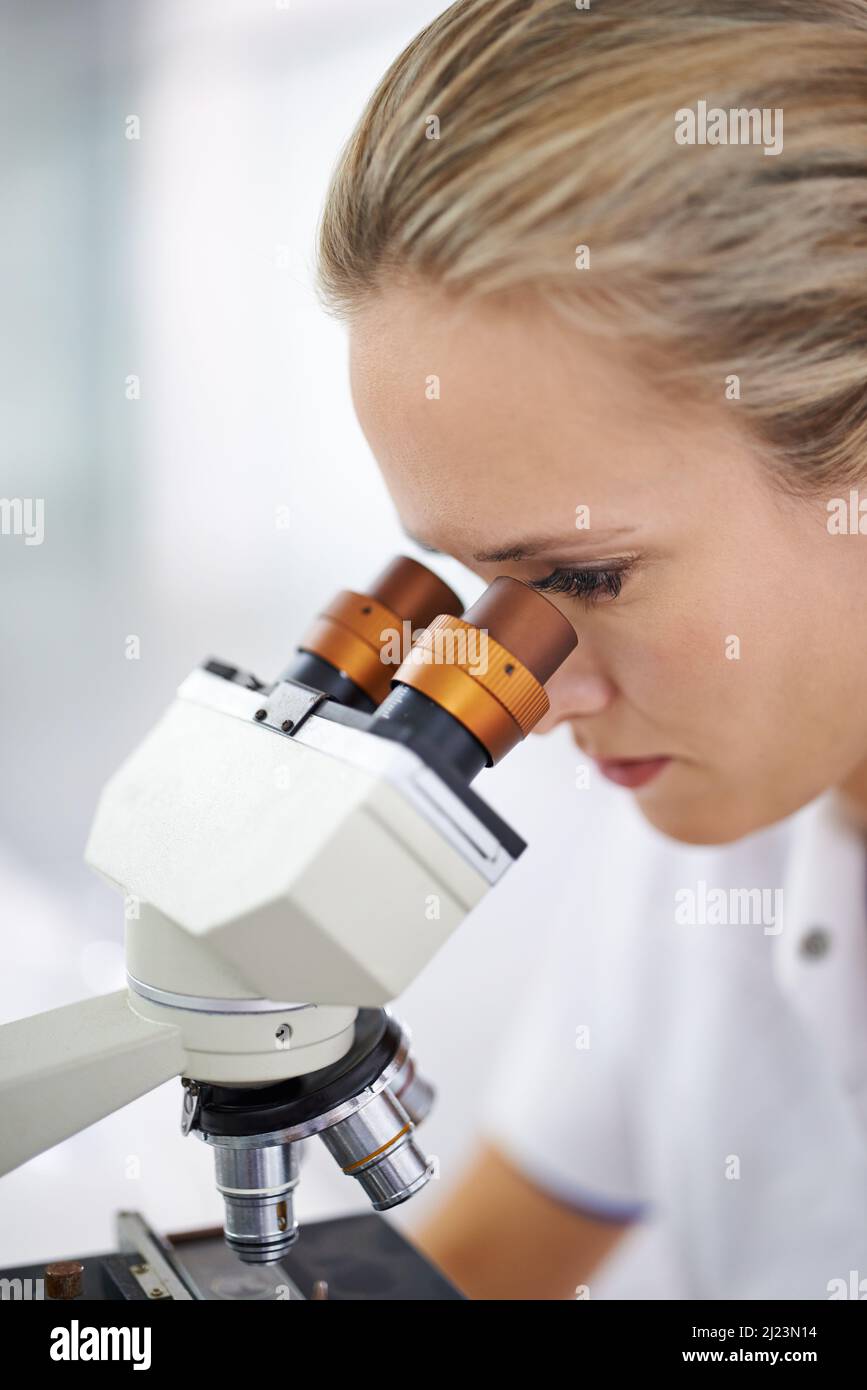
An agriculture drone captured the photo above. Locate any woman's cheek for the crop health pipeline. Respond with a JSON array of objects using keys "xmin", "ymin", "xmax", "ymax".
[{"xmin": 616, "ymin": 614, "xmax": 723, "ymax": 711}]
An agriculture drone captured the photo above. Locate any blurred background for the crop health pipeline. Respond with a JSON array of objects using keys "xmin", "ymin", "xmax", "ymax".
[{"xmin": 0, "ymin": 0, "xmax": 614, "ymax": 1276}]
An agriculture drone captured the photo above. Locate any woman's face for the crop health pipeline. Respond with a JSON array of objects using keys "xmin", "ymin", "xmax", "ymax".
[{"xmin": 349, "ymin": 284, "xmax": 867, "ymax": 845}]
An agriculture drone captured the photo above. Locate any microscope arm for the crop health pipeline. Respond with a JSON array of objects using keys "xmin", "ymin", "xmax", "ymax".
[{"xmin": 0, "ymin": 990, "xmax": 186, "ymax": 1176}]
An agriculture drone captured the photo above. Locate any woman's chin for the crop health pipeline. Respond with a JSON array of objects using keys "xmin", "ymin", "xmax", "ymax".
[{"xmin": 633, "ymin": 782, "xmax": 780, "ymax": 847}]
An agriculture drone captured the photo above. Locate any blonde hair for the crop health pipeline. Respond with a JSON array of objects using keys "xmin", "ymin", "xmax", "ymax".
[{"xmin": 318, "ymin": 0, "xmax": 867, "ymax": 491}]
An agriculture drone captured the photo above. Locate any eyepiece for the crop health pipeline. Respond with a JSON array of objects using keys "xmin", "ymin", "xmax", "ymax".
[
  {"xmin": 284, "ymin": 556, "xmax": 463, "ymax": 708},
  {"xmin": 461, "ymin": 576, "xmax": 578, "ymax": 686},
  {"xmin": 371, "ymin": 577, "xmax": 578, "ymax": 771}
]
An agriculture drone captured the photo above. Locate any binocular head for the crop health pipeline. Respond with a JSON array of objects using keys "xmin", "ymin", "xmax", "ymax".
[{"xmin": 288, "ymin": 554, "xmax": 577, "ymax": 778}]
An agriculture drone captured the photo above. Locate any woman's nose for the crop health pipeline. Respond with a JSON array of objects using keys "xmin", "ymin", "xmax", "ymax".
[{"xmin": 534, "ymin": 670, "xmax": 616, "ymax": 732}]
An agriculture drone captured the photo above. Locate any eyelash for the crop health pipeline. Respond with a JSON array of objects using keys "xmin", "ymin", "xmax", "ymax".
[{"xmin": 529, "ymin": 565, "xmax": 629, "ymax": 605}]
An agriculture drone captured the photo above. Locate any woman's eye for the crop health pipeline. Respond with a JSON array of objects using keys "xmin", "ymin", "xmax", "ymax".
[{"xmin": 528, "ymin": 566, "xmax": 627, "ymax": 605}]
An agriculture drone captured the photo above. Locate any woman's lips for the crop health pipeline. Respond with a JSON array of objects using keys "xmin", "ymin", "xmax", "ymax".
[{"xmin": 593, "ymin": 756, "xmax": 671, "ymax": 789}]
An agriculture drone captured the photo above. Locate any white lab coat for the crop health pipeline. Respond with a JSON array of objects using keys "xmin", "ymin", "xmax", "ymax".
[{"xmin": 483, "ymin": 781, "xmax": 867, "ymax": 1299}]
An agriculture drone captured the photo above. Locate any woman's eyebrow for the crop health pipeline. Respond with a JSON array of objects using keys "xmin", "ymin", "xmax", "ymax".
[
  {"xmin": 401, "ymin": 522, "xmax": 639, "ymax": 563},
  {"xmin": 472, "ymin": 533, "xmax": 639, "ymax": 563}
]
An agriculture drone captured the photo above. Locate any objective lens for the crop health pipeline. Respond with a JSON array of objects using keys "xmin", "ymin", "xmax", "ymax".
[
  {"xmin": 389, "ymin": 1053, "xmax": 435, "ymax": 1127},
  {"xmin": 191, "ymin": 1016, "xmax": 437, "ymax": 1252},
  {"xmin": 318, "ymin": 1088, "xmax": 431, "ymax": 1211},
  {"xmin": 210, "ymin": 1139, "xmax": 300, "ymax": 1265}
]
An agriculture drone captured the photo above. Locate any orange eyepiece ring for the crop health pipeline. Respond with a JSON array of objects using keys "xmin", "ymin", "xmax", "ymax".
[
  {"xmin": 296, "ymin": 556, "xmax": 463, "ymax": 706},
  {"xmin": 298, "ymin": 591, "xmax": 405, "ymax": 706},
  {"xmin": 390, "ymin": 576, "xmax": 578, "ymax": 764},
  {"xmin": 392, "ymin": 614, "xmax": 550, "ymax": 763}
]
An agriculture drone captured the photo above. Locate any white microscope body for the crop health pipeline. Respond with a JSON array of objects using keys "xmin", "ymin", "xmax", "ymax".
[{"xmin": 0, "ymin": 558, "xmax": 576, "ymax": 1265}]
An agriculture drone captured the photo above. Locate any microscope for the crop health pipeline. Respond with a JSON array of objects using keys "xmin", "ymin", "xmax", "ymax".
[{"xmin": 0, "ymin": 557, "xmax": 576, "ymax": 1300}]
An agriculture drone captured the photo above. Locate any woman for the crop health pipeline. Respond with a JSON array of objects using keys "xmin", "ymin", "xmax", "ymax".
[{"xmin": 316, "ymin": 0, "xmax": 867, "ymax": 1298}]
